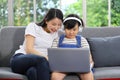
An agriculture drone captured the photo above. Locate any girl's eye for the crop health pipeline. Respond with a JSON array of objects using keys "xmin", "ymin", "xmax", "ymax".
[{"xmin": 73, "ymin": 29, "xmax": 76, "ymax": 31}]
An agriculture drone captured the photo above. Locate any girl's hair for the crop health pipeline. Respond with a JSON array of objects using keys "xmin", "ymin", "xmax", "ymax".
[
  {"xmin": 37, "ymin": 8, "xmax": 63, "ymax": 28},
  {"xmin": 63, "ymin": 14, "xmax": 84, "ymax": 29}
]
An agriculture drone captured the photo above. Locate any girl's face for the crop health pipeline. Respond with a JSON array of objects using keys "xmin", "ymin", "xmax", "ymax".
[
  {"xmin": 46, "ymin": 18, "xmax": 62, "ymax": 33},
  {"xmin": 65, "ymin": 23, "xmax": 79, "ymax": 39}
]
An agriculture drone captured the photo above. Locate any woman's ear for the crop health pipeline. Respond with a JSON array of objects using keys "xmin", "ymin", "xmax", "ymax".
[{"xmin": 45, "ymin": 18, "xmax": 48, "ymax": 24}]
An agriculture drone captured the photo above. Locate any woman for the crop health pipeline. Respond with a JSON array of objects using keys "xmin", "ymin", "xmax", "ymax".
[{"xmin": 10, "ymin": 8, "xmax": 63, "ymax": 80}]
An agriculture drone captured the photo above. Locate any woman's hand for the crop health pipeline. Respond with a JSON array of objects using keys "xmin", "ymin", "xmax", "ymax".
[{"xmin": 44, "ymin": 56, "xmax": 48, "ymax": 60}]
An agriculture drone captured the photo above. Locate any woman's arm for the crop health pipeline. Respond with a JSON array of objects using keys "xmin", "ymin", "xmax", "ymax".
[{"xmin": 25, "ymin": 35, "xmax": 48, "ymax": 59}]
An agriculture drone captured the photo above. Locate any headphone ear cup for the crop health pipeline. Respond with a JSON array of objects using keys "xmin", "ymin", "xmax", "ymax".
[
  {"xmin": 61, "ymin": 24, "xmax": 64, "ymax": 30},
  {"xmin": 79, "ymin": 27, "xmax": 83, "ymax": 32}
]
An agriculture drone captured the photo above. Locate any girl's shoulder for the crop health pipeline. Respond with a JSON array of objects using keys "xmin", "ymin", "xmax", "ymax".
[{"xmin": 76, "ymin": 35, "xmax": 87, "ymax": 41}]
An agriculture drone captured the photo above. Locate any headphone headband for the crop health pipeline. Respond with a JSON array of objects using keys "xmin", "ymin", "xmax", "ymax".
[{"xmin": 63, "ymin": 17, "xmax": 82, "ymax": 25}]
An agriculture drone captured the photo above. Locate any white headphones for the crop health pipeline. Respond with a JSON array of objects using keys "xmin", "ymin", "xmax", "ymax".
[
  {"xmin": 63, "ymin": 17, "xmax": 82, "ymax": 25},
  {"xmin": 63, "ymin": 17, "xmax": 83, "ymax": 32}
]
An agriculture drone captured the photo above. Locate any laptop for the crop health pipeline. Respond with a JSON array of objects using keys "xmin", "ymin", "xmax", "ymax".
[{"xmin": 48, "ymin": 48, "xmax": 90, "ymax": 73}]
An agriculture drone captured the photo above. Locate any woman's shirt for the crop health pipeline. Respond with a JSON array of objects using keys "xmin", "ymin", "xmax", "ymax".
[{"xmin": 15, "ymin": 22, "xmax": 58, "ymax": 55}]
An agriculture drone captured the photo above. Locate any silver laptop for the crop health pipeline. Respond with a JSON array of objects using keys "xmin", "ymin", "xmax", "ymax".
[{"xmin": 48, "ymin": 48, "xmax": 90, "ymax": 73}]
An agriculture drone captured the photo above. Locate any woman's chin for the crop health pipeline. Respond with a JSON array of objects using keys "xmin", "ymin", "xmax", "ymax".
[
  {"xmin": 51, "ymin": 30, "xmax": 57, "ymax": 33},
  {"xmin": 50, "ymin": 30, "xmax": 55, "ymax": 33}
]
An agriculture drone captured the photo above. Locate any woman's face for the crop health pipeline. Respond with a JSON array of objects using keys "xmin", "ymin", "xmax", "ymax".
[
  {"xmin": 64, "ymin": 23, "xmax": 79, "ymax": 39},
  {"xmin": 46, "ymin": 18, "xmax": 62, "ymax": 33}
]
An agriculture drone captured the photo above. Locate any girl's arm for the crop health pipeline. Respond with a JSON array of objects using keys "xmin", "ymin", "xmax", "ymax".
[{"xmin": 81, "ymin": 37, "xmax": 94, "ymax": 67}]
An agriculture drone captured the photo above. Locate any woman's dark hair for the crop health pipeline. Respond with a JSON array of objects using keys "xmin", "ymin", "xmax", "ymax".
[
  {"xmin": 63, "ymin": 14, "xmax": 84, "ymax": 30},
  {"xmin": 37, "ymin": 8, "xmax": 63, "ymax": 28}
]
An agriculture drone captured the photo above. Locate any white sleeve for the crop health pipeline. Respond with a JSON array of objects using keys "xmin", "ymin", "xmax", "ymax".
[{"xmin": 25, "ymin": 22, "xmax": 36, "ymax": 37}]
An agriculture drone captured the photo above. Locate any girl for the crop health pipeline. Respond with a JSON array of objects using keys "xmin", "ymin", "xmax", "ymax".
[{"xmin": 51, "ymin": 14, "xmax": 94, "ymax": 80}]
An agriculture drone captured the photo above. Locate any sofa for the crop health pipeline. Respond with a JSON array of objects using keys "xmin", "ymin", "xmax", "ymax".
[{"xmin": 0, "ymin": 26, "xmax": 120, "ymax": 80}]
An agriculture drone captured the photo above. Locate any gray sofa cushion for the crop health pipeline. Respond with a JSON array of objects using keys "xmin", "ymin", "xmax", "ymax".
[
  {"xmin": 94, "ymin": 67, "xmax": 120, "ymax": 79},
  {"xmin": 64, "ymin": 75, "xmax": 80, "ymax": 80},
  {"xmin": 0, "ymin": 27, "xmax": 25, "ymax": 67},
  {"xmin": 81, "ymin": 27, "xmax": 120, "ymax": 38},
  {"xmin": 87, "ymin": 36, "xmax": 120, "ymax": 67},
  {"xmin": 0, "ymin": 67, "xmax": 27, "ymax": 80}
]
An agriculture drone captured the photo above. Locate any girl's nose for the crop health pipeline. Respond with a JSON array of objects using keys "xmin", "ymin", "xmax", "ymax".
[{"xmin": 70, "ymin": 30, "xmax": 74, "ymax": 34}]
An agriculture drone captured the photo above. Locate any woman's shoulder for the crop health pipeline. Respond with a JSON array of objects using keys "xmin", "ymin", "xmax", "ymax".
[
  {"xmin": 27, "ymin": 22, "xmax": 38, "ymax": 27},
  {"xmin": 25, "ymin": 22, "xmax": 41, "ymax": 35},
  {"xmin": 28, "ymin": 22, "xmax": 35, "ymax": 25},
  {"xmin": 26, "ymin": 22, "xmax": 35, "ymax": 28},
  {"xmin": 26, "ymin": 22, "xmax": 42, "ymax": 30}
]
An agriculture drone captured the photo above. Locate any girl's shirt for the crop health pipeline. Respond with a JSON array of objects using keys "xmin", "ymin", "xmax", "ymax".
[
  {"xmin": 52, "ymin": 35, "xmax": 93, "ymax": 71},
  {"xmin": 15, "ymin": 22, "xmax": 58, "ymax": 55},
  {"xmin": 52, "ymin": 35, "xmax": 89, "ymax": 49}
]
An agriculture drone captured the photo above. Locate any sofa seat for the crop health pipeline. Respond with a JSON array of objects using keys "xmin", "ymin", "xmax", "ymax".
[
  {"xmin": 0, "ymin": 67, "xmax": 28, "ymax": 80},
  {"xmin": 94, "ymin": 67, "xmax": 120, "ymax": 80},
  {"xmin": 1, "ymin": 27, "xmax": 120, "ymax": 80},
  {"xmin": 64, "ymin": 74, "xmax": 80, "ymax": 80},
  {"xmin": 0, "ymin": 67, "xmax": 79, "ymax": 80}
]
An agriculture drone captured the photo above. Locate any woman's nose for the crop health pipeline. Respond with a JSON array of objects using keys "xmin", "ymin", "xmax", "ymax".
[
  {"xmin": 54, "ymin": 27, "xmax": 58, "ymax": 31},
  {"xmin": 55, "ymin": 26, "xmax": 60, "ymax": 30}
]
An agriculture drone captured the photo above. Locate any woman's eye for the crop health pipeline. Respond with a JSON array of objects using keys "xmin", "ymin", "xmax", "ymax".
[{"xmin": 52, "ymin": 24, "xmax": 56, "ymax": 26}]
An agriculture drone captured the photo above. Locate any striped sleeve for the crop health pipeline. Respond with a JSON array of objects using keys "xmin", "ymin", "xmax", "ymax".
[
  {"xmin": 81, "ymin": 36, "xmax": 90, "ymax": 48},
  {"xmin": 51, "ymin": 37, "xmax": 59, "ymax": 48}
]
